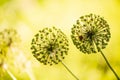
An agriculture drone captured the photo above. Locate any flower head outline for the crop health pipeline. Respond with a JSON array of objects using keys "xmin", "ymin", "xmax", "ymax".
[
  {"xmin": 31, "ymin": 27, "xmax": 69, "ymax": 65},
  {"xmin": 0, "ymin": 29, "xmax": 19, "ymax": 47},
  {"xmin": 0, "ymin": 29, "xmax": 20, "ymax": 55},
  {"xmin": 71, "ymin": 13, "xmax": 111, "ymax": 54}
]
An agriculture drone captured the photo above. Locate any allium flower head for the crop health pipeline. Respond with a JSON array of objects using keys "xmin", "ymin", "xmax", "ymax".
[
  {"xmin": 71, "ymin": 13, "xmax": 111, "ymax": 54},
  {"xmin": 0, "ymin": 29, "xmax": 20, "ymax": 55},
  {"xmin": 0, "ymin": 29, "xmax": 19, "ymax": 47},
  {"xmin": 31, "ymin": 27, "xmax": 69, "ymax": 65}
]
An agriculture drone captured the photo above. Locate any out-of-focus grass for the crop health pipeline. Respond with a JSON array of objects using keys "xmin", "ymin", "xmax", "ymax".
[{"xmin": 0, "ymin": 0, "xmax": 120, "ymax": 80}]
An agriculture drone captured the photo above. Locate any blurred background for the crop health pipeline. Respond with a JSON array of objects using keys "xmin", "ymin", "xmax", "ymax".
[{"xmin": 0, "ymin": 0, "xmax": 120, "ymax": 80}]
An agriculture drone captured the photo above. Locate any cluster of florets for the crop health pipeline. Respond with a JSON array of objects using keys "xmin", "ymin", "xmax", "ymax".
[
  {"xmin": 31, "ymin": 27, "xmax": 69, "ymax": 65},
  {"xmin": 0, "ymin": 29, "xmax": 19, "ymax": 55},
  {"xmin": 71, "ymin": 13, "xmax": 111, "ymax": 54}
]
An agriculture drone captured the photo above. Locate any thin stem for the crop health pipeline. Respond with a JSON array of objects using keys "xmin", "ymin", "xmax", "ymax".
[
  {"xmin": 6, "ymin": 69, "xmax": 17, "ymax": 80},
  {"xmin": 61, "ymin": 61, "xmax": 79, "ymax": 80},
  {"xmin": 99, "ymin": 49, "xmax": 120, "ymax": 80}
]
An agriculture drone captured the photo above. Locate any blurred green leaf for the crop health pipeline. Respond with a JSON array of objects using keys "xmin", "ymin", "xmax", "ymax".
[{"xmin": 0, "ymin": 0, "xmax": 11, "ymax": 6}]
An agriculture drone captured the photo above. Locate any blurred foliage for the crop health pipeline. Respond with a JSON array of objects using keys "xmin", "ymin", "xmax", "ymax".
[
  {"xmin": 0, "ymin": 0, "xmax": 120, "ymax": 80},
  {"xmin": 0, "ymin": 0, "xmax": 11, "ymax": 6},
  {"xmin": 37, "ymin": 0, "xmax": 44, "ymax": 5}
]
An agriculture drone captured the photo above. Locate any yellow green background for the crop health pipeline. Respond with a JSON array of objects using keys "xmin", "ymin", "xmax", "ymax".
[{"xmin": 0, "ymin": 0, "xmax": 120, "ymax": 80}]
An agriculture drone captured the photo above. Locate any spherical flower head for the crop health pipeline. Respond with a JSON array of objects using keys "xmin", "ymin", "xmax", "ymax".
[
  {"xmin": 71, "ymin": 13, "xmax": 111, "ymax": 54},
  {"xmin": 0, "ymin": 29, "xmax": 20, "ymax": 55},
  {"xmin": 31, "ymin": 27, "xmax": 69, "ymax": 65},
  {"xmin": 0, "ymin": 29, "xmax": 20, "ymax": 47}
]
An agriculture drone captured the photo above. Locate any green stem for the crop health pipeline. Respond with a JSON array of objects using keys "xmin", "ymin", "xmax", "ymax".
[
  {"xmin": 99, "ymin": 49, "xmax": 120, "ymax": 80},
  {"xmin": 3, "ymin": 63, "xmax": 16, "ymax": 80},
  {"xmin": 6, "ymin": 68, "xmax": 17, "ymax": 80},
  {"xmin": 61, "ymin": 61, "xmax": 79, "ymax": 80}
]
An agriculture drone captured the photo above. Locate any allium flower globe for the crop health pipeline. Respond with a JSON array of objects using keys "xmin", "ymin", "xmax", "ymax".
[
  {"xmin": 0, "ymin": 29, "xmax": 19, "ymax": 47},
  {"xmin": 31, "ymin": 27, "xmax": 69, "ymax": 65},
  {"xmin": 0, "ymin": 29, "xmax": 19, "ymax": 55},
  {"xmin": 71, "ymin": 14, "xmax": 111, "ymax": 54}
]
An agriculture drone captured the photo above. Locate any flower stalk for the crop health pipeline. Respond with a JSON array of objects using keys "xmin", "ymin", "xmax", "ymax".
[
  {"xmin": 61, "ymin": 61, "xmax": 79, "ymax": 80},
  {"xmin": 98, "ymin": 49, "xmax": 120, "ymax": 80},
  {"xmin": 3, "ymin": 64, "xmax": 17, "ymax": 80}
]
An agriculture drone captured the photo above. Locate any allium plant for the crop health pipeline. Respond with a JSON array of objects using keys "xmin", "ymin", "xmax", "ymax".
[
  {"xmin": 0, "ymin": 29, "xmax": 20, "ymax": 60},
  {"xmin": 71, "ymin": 13, "xmax": 120, "ymax": 80},
  {"xmin": 0, "ymin": 28, "xmax": 19, "ymax": 79},
  {"xmin": 31, "ymin": 27, "xmax": 79, "ymax": 80}
]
